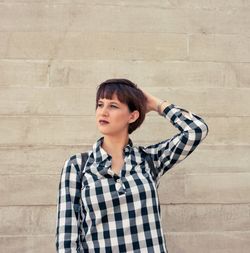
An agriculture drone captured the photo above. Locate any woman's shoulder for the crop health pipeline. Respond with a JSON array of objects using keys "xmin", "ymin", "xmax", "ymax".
[
  {"xmin": 61, "ymin": 151, "xmax": 92, "ymax": 177},
  {"xmin": 63, "ymin": 151, "xmax": 91, "ymax": 168}
]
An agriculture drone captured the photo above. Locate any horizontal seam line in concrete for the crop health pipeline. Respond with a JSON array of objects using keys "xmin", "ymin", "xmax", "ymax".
[{"xmin": 1, "ymin": 203, "xmax": 250, "ymax": 207}]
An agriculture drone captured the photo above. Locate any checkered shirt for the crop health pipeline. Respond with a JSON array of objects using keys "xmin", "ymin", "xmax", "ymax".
[{"xmin": 56, "ymin": 103, "xmax": 209, "ymax": 253}]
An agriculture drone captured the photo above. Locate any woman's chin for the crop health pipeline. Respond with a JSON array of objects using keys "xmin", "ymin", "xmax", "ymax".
[{"xmin": 98, "ymin": 128, "xmax": 111, "ymax": 134}]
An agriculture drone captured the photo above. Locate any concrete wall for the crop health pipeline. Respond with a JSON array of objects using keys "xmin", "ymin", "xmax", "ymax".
[{"xmin": 0, "ymin": 1, "xmax": 250, "ymax": 252}]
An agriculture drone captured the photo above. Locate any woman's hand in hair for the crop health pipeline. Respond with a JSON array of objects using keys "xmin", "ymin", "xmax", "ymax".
[{"xmin": 142, "ymin": 90, "xmax": 164, "ymax": 114}]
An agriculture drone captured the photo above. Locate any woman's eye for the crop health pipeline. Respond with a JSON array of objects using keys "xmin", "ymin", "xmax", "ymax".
[{"xmin": 97, "ymin": 104, "xmax": 117, "ymax": 108}]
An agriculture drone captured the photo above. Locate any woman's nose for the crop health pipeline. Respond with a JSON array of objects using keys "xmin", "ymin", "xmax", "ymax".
[{"xmin": 100, "ymin": 106, "xmax": 109, "ymax": 115}]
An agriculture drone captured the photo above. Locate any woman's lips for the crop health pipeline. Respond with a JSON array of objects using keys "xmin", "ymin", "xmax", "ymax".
[{"xmin": 99, "ymin": 120, "xmax": 109, "ymax": 124}]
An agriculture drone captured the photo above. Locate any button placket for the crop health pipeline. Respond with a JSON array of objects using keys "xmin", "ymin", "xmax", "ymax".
[
  {"xmin": 115, "ymin": 178, "xmax": 122, "ymax": 190},
  {"xmin": 109, "ymin": 147, "xmax": 130, "ymax": 193}
]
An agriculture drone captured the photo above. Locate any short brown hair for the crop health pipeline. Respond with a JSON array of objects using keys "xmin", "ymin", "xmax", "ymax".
[{"xmin": 95, "ymin": 78, "xmax": 147, "ymax": 134}]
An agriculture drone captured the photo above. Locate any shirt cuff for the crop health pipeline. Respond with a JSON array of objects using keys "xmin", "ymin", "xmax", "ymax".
[{"xmin": 161, "ymin": 103, "xmax": 193, "ymax": 121}]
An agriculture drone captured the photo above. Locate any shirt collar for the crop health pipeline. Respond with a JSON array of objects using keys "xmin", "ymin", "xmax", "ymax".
[{"xmin": 92, "ymin": 136, "xmax": 133, "ymax": 163}]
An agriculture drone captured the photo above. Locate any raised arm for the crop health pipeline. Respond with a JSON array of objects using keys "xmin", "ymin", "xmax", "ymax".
[
  {"xmin": 55, "ymin": 155, "xmax": 83, "ymax": 253},
  {"xmin": 141, "ymin": 91, "xmax": 209, "ymax": 187}
]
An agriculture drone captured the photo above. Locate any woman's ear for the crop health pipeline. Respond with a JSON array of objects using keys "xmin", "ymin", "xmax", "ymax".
[{"xmin": 129, "ymin": 110, "xmax": 140, "ymax": 123}]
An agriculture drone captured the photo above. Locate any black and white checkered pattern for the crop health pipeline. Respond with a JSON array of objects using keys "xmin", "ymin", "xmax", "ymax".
[{"xmin": 56, "ymin": 103, "xmax": 209, "ymax": 253}]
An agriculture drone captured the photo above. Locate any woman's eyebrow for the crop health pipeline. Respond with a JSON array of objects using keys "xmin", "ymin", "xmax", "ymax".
[{"xmin": 98, "ymin": 100, "xmax": 120, "ymax": 104}]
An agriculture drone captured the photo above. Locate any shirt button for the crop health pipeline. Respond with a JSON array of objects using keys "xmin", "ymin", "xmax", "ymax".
[
  {"xmin": 117, "ymin": 179, "xmax": 121, "ymax": 183},
  {"xmin": 115, "ymin": 182, "xmax": 121, "ymax": 191}
]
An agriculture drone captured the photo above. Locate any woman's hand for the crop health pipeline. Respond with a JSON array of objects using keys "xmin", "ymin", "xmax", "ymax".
[
  {"xmin": 142, "ymin": 90, "xmax": 171, "ymax": 114},
  {"xmin": 142, "ymin": 90, "xmax": 163, "ymax": 114}
]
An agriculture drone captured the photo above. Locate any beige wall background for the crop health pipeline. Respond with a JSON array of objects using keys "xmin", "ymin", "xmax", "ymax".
[{"xmin": 0, "ymin": 0, "xmax": 250, "ymax": 252}]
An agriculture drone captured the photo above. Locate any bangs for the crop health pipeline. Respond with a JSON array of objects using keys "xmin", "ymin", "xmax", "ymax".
[{"xmin": 96, "ymin": 83, "xmax": 128, "ymax": 105}]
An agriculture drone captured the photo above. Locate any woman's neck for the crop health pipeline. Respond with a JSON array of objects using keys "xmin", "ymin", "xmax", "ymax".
[{"xmin": 101, "ymin": 135, "xmax": 129, "ymax": 158}]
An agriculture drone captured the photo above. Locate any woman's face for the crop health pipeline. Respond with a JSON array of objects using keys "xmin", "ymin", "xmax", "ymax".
[{"xmin": 95, "ymin": 93, "xmax": 137, "ymax": 136}]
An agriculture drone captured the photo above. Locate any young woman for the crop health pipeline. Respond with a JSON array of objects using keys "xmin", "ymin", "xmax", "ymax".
[{"xmin": 56, "ymin": 79, "xmax": 209, "ymax": 253}]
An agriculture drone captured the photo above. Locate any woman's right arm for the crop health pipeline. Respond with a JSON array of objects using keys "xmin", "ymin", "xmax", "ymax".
[{"xmin": 55, "ymin": 155, "xmax": 83, "ymax": 253}]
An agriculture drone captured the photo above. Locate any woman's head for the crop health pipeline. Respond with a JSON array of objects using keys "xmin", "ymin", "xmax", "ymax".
[{"xmin": 95, "ymin": 78, "xmax": 147, "ymax": 135}]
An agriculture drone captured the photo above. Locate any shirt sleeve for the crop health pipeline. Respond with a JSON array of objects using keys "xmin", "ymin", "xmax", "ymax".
[
  {"xmin": 55, "ymin": 154, "xmax": 83, "ymax": 253},
  {"xmin": 141, "ymin": 103, "xmax": 209, "ymax": 186}
]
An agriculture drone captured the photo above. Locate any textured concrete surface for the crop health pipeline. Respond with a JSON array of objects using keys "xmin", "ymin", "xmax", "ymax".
[{"xmin": 0, "ymin": 1, "xmax": 249, "ymax": 252}]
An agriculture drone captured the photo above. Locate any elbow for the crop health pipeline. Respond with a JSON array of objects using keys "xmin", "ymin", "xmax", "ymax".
[
  {"xmin": 185, "ymin": 114, "xmax": 209, "ymax": 143},
  {"xmin": 201, "ymin": 121, "xmax": 209, "ymax": 140},
  {"xmin": 195, "ymin": 121, "xmax": 209, "ymax": 142},
  {"xmin": 187, "ymin": 120, "xmax": 209, "ymax": 144}
]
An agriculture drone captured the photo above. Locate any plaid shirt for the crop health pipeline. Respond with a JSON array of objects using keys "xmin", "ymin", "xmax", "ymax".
[{"xmin": 56, "ymin": 103, "xmax": 209, "ymax": 253}]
